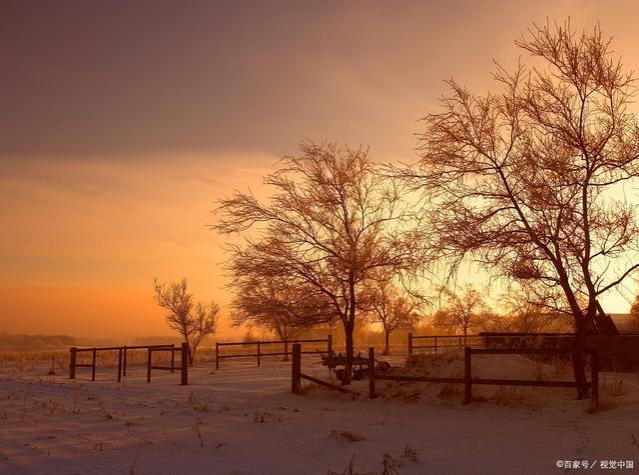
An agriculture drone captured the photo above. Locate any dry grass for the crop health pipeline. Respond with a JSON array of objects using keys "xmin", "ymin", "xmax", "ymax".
[
  {"xmin": 252, "ymin": 411, "xmax": 282, "ymax": 423},
  {"xmin": 602, "ymin": 373, "xmax": 625, "ymax": 397},
  {"xmin": 380, "ymin": 454, "xmax": 402, "ymax": 475},
  {"xmin": 488, "ymin": 386, "xmax": 529, "ymax": 407},
  {"xmin": 328, "ymin": 447, "xmax": 418, "ymax": 475},
  {"xmin": 327, "ymin": 456, "xmax": 375, "ymax": 475},
  {"xmin": 401, "ymin": 445, "xmax": 419, "ymax": 462},
  {"xmin": 329, "ymin": 430, "xmax": 366, "ymax": 442},
  {"xmin": 436, "ymin": 383, "xmax": 460, "ymax": 400},
  {"xmin": 194, "ymin": 416, "xmax": 204, "ymax": 447}
]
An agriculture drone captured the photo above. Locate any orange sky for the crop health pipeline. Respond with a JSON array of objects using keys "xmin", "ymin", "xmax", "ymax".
[{"xmin": 2, "ymin": 1, "xmax": 639, "ymax": 337}]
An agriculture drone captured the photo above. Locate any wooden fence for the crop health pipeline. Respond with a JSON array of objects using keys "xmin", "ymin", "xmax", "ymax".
[
  {"xmin": 407, "ymin": 333, "xmax": 483, "ymax": 356},
  {"xmin": 69, "ymin": 343, "xmax": 189, "ymax": 385},
  {"xmin": 290, "ymin": 343, "xmax": 359, "ymax": 396},
  {"xmin": 289, "ymin": 342, "xmax": 599, "ymax": 407},
  {"xmin": 368, "ymin": 346, "xmax": 599, "ymax": 407},
  {"xmin": 215, "ymin": 335, "xmax": 332, "ymax": 369}
]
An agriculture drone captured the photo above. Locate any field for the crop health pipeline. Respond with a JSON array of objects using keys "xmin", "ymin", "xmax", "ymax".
[{"xmin": 1, "ymin": 350, "xmax": 639, "ymax": 474}]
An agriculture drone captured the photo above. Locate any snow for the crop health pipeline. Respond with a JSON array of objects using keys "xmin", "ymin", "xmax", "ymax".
[{"xmin": 1, "ymin": 352, "xmax": 638, "ymax": 474}]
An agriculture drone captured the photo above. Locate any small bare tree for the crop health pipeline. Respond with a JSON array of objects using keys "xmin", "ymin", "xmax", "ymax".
[
  {"xmin": 229, "ymin": 272, "xmax": 334, "ymax": 341},
  {"xmin": 393, "ymin": 21, "xmax": 639, "ymax": 396},
  {"xmin": 153, "ymin": 278, "xmax": 219, "ymax": 366},
  {"xmin": 432, "ymin": 285, "xmax": 489, "ymax": 341},
  {"xmin": 499, "ymin": 285, "xmax": 573, "ymax": 333},
  {"xmin": 361, "ymin": 275, "xmax": 423, "ymax": 355},
  {"xmin": 215, "ymin": 141, "xmax": 417, "ymax": 383}
]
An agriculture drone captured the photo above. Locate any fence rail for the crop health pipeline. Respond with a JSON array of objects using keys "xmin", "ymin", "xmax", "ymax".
[
  {"xmin": 215, "ymin": 336, "xmax": 332, "ymax": 369},
  {"xmin": 290, "ymin": 343, "xmax": 359, "ymax": 396},
  {"xmin": 69, "ymin": 344, "xmax": 188, "ymax": 385},
  {"xmin": 407, "ymin": 333, "xmax": 484, "ymax": 355},
  {"xmin": 368, "ymin": 346, "xmax": 599, "ymax": 407}
]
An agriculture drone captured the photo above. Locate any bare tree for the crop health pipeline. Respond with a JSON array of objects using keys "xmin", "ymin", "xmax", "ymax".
[
  {"xmin": 361, "ymin": 274, "xmax": 423, "ymax": 355},
  {"xmin": 229, "ymin": 271, "xmax": 334, "ymax": 341},
  {"xmin": 432, "ymin": 285, "xmax": 489, "ymax": 341},
  {"xmin": 214, "ymin": 141, "xmax": 416, "ymax": 383},
  {"xmin": 393, "ymin": 21, "xmax": 639, "ymax": 396},
  {"xmin": 153, "ymin": 278, "xmax": 219, "ymax": 366},
  {"xmin": 499, "ymin": 284, "xmax": 573, "ymax": 333}
]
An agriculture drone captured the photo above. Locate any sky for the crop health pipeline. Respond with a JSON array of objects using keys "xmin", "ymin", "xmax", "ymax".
[{"xmin": 1, "ymin": 0, "xmax": 639, "ymax": 338}]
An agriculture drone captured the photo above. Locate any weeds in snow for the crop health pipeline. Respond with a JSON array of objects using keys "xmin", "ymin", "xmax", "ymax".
[
  {"xmin": 93, "ymin": 441, "xmax": 104, "ymax": 453},
  {"xmin": 382, "ymin": 383, "xmax": 422, "ymax": 402},
  {"xmin": 381, "ymin": 454, "xmax": 401, "ymax": 475},
  {"xmin": 129, "ymin": 448, "xmax": 140, "ymax": 474},
  {"xmin": 603, "ymin": 373, "xmax": 625, "ymax": 397},
  {"xmin": 194, "ymin": 417, "xmax": 204, "ymax": 447},
  {"xmin": 327, "ymin": 456, "xmax": 374, "ymax": 475},
  {"xmin": 188, "ymin": 391, "xmax": 210, "ymax": 412},
  {"xmin": 95, "ymin": 396, "xmax": 113, "ymax": 420},
  {"xmin": 329, "ymin": 449, "xmax": 418, "ymax": 475},
  {"xmin": 71, "ymin": 385, "xmax": 81, "ymax": 414},
  {"xmin": 401, "ymin": 445, "xmax": 419, "ymax": 462},
  {"xmin": 329, "ymin": 430, "xmax": 365, "ymax": 442},
  {"xmin": 252, "ymin": 411, "xmax": 281, "ymax": 423},
  {"xmin": 489, "ymin": 386, "xmax": 528, "ymax": 407},
  {"xmin": 436, "ymin": 383, "xmax": 459, "ymax": 399}
]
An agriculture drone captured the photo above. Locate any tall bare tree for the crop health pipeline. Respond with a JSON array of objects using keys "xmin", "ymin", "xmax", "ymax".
[
  {"xmin": 393, "ymin": 21, "xmax": 639, "ymax": 395},
  {"xmin": 153, "ymin": 278, "xmax": 219, "ymax": 366},
  {"xmin": 215, "ymin": 141, "xmax": 416, "ymax": 383}
]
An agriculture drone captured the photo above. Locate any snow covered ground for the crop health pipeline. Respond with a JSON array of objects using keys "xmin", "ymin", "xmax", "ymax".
[{"xmin": 1, "ymin": 352, "xmax": 638, "ymax": 474}]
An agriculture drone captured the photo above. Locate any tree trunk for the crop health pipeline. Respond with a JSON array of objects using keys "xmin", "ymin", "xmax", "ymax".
[
  {"xmin": 342, "ymin": 275, "xmax": 357, "ymax": 386},
  {"xmin": 343, "ymin": 322, "xmax": 354, "ymax": 385},
  {"xmin": 383, "ymin": 329, "xmax": 390, "ymax": 356},
  {"xmin": 555, "ymin": 276, "xmax": 595, "ymax": 398},
  {"xmin": 187, "ymin": 341, "xmax": 195, "ymax": 367},
  {"xmin": 571, "ymin": 319, "xmax": 589, "ymax": 399}
]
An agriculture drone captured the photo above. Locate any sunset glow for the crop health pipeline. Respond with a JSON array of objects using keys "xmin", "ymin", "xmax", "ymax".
[{"xmin": 2, "ymin": 1, "xmax": 639, "ymax": 338}]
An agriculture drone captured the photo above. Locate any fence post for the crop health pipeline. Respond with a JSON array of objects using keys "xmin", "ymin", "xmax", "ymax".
[
  {"xmin": 327, "ymin": 334, "xmax": 333, "ymax": 354},
  {"xmin": 284, "ymin": 340, "xmax": 289, "ymax": 361},
  {"xmin": 590, "ymin": 346, "xmax": 599, "ymax": 408},
  {"xmin": 91, "ymin": 348, "xmax": 97, "ymax": 381},
  {"xmin": 215, "ymin": 342, "xmax": 220, "ymax": 370},
  {"xmin": 257, "ymin": 341, "xmax": 261, "ymax": 367},
  {"xmin": 292, "ymin": 343, "xmax": 301, "ymax": 394},
  {"xmin": 368, "ymin": 347, "xmax": 376, "ymax": 399},
  {"xmin": 181, "ymin": 342, "xmax": 188, "ymax": 385},
  {"xmin": 408, "ymin": 332, "xmax": 413, "ymax": 356},
  {"xmin": 434, "ymin": 336, "xmax": 438, "ymax": 354},
  {"xmin": 117, "ymin": 348, "xmax": 123, "ymax": 383},
  {"xmin": 463, "ymin": 347, "xmax": 472, "ymax": 404},
  {"xmin": 171, "ymin": 344, "xmax": 176, "ymax": 373},
  {"xmin": 147, "ymin": 348, "xmax": 152, "ymax": 383},
  {"xmin": 123, "ymin": 346, "xmax": 128, "ymax": 376},
  {"xmin": 69, "ymin": 347, "xmax": 77, "ymax": 379}
]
